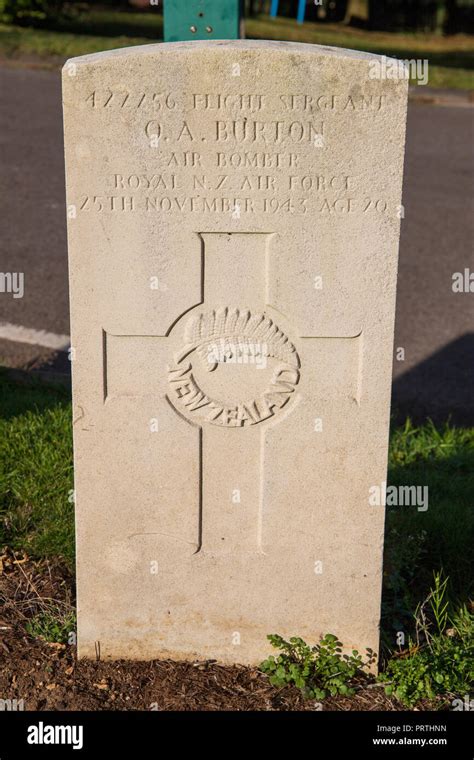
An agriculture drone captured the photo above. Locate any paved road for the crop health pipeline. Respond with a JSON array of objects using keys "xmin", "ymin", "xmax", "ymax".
[{"xmin": 0, "ymin": 65, "xmax": 473, "ymax": 423}]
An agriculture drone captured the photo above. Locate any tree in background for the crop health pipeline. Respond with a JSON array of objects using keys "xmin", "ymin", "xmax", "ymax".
[
  {"xmin": 368, "ymin": 0, "xmax": 473, "ymax": 33},
  {"xmin": 0, "ymin": 0, "xmax": 68, "ymax": 24},
  {"xmin": 1, "ymin": 0, "xmax": 472, "ymax": 33},
  {"xmin": 247, "ymin": 0, "xmax": 267, "ymax": 16},
  {"xmin": 444, "ymin": 0, "xmax": 474, "ymax": 33}
]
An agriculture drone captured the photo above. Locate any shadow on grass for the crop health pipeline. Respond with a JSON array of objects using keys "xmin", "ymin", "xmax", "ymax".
[
  {"xmin": 381, "ymin": 419, "xmax": 474, "ymax": 651},
  {"xmin": 18, "ymin": 8, "xmax": 164, "ymax": 41},
  {"xmin": 0, "ymin": 368, "xmax": 70, "ymax": 419}
]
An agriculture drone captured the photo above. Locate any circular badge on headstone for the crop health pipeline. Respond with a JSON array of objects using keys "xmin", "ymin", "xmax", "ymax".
[{"xmin": 167, "ymin": 307, "xmax": 300, "ymax": 428}]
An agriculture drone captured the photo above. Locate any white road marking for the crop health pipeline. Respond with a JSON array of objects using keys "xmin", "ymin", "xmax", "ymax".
[{"xmin": 0, "ymin": 321, "xmax": 70, "ymax": 350}]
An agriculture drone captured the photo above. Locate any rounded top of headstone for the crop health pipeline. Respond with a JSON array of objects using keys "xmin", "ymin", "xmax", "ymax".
[{"xmin": 62, "ymin": 39, "xmax": 389, "ymax": 72}]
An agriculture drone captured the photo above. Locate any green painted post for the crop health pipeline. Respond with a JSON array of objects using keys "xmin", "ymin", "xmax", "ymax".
[{"xmin": 164, "ymin": 0, "xmax": 242, "ymax": 42}]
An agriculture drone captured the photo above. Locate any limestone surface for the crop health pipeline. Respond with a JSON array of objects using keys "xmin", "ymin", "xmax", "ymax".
[{"xmin": 63, "ymin": 41, "xmax": 408, "ymax": 664}]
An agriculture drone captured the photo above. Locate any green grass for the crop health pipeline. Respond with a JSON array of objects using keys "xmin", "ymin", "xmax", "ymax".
[
  {"xmin": 26, "ymin": 608, "xmax": 76, "ymax": 644},
  {"xmin": 0, "ymin": 372, "xmax": 74, "ymax": 567},
  {"xmin": 382, "ymin": 418, "xmax": 474, "ymax": 647},
  {"xmin": 249, "ymin": 16, "xmax": 474, "ymax": 89},
  {"xmin": 378, "ymin": 572, "xmax": 474, "ymax": 706},
  {"xmin": 0, "ymin": 23, "xmax": 151, "ymax": 60},
  {"xmin": 388, "ymin": 418, "xmax": 474, "ymax": 587},
  {"xmin": 0, "ymin": 8, "xmax": 472, "ymax": 90}
]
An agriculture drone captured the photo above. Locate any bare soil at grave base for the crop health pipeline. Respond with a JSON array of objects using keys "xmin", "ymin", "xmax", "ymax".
[{"xmin": 0, "ymin": 549, "xmax": 440, "ymax": 712}]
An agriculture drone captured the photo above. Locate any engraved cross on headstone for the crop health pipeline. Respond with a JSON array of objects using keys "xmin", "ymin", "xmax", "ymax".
[{"xmin": 104, "ymin": 232, "xmax": 360, "ymax": 556}]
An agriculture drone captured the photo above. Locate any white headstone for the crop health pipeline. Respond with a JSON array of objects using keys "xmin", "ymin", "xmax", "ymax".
[{"xmin": 63, "ymin": 41, "xmax": 408, "ymax": 663}]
